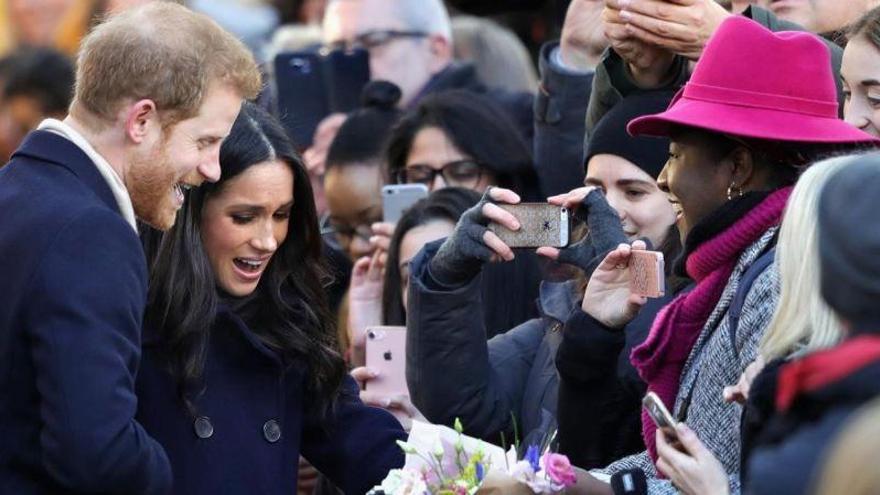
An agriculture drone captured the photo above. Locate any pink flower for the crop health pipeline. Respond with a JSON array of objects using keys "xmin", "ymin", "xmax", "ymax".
[{"xmin": 541, "ymin": 453, "xmax": 577, "ymax": 488}]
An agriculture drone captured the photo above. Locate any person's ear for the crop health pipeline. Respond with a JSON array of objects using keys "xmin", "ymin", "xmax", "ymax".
[
  {"xmin": 426, "ymin": 34, "xmax": 452, "ymax": 74},
  {"xmin": 728, "ymin": 146, "xmax": 755, "ymax": 193},
  {"xmin": 123, "ymin": 99, "xmax": 160, "ymax": 145}
]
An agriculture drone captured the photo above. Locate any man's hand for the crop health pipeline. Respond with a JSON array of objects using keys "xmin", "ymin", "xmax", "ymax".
[
  {"xmin": 607, "ymin": 0, "xmax": 730, "ymax": 61},
  {"xmin": 603, "ymin": 3, "xmax": 677, "ymax": 88},
  {"xmin": 560, "ymin": 0, "xmax": 609, "ymax": 71}
]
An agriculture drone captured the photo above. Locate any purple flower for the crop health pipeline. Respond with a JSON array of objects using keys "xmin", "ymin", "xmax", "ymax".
[
  {"xmin": 475, "ymin": 462, "xmax": 484, "ymax": 482},
  {"xmin": 525, "ymin": 445, "xmax": 541, "ymax": 472}
]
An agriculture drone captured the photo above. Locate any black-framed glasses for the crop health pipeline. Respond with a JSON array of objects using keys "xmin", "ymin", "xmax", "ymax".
[
  {"xmin": 325, "ymin": 30, "xmax": 429, "ymax": 52},
  {"xmin": 396, "ymin": 160, "xmax": 484, "ymax": 189}
]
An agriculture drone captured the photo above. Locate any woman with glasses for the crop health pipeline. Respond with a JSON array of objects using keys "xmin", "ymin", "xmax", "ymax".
[{"xmin": 386, "ymin": 89, "xmax": 541, "ymax": 201}]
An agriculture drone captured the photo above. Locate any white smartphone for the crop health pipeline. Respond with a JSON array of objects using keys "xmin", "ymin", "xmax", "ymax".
[{"xmin": 382, "ymin": 184, "xmax": 429, "ymax": 224}]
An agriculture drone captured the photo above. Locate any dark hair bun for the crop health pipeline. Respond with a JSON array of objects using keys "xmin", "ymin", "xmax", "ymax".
[{"xmin": 361, "ymin": 80, "xmax": 402, "ymax": 110}]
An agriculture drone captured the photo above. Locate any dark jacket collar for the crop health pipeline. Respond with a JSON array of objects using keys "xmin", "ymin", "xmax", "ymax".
[{"xmin": 13, "ymin": 130, "xmax": 120, "ymax": 216}]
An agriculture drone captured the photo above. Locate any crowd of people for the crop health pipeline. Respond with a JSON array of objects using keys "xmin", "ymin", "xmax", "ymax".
[{"xmin": 1, "ymin": 0, "xmax": 880, "ymax": 494}]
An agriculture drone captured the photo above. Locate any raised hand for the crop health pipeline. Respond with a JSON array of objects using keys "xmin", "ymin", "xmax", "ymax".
[
  {"xmin": 429, "ymin": 187, "xmax": 521, "ymax": 286},
  {"xmin": 603, "ymin": 2, "xmax": 677, "ymax": 88},
  {"xmin": 656, "ymin": 424, "xmax": 731, "ymax": 495},
  {"xmin": 538, "ymin": 187, "xmax": 627, "ymax": 274},
  {"xmin": 581, "ymin": 241, "xmax": 649, "ymax": 328},
  {"xmin": 607, "ymin": 0, "xmax": 730, "ymax": 61},
  {"xmin": 560, "ymin": 0, "xmax": 609, "ymax": 70},
  {"xmin": 347, "ymin": 251, "xmax": 386, "ymax": 367}
]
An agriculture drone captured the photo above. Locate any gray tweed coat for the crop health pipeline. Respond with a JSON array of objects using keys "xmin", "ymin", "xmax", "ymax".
[{"xmin": 594, "ymin": 228, "xmax": 780, "ymax": 494}]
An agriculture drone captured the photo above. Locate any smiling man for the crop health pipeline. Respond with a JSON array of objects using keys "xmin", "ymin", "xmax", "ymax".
[{"xmin": 0, "ymin": 3, "xmax": 260, "ymax": 494}]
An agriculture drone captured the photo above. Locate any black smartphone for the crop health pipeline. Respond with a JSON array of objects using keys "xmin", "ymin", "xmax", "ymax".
[
  {"xmin": 273, "ymin": 51, "xmax": 329, "ymax": 150},
  {"xmin": 324, "ymin": 48, "xmax": 370, "ymax": 113}
]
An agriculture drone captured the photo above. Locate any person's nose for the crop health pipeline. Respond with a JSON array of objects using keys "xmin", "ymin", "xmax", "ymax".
[
  {"xmin": 198, "ymin": 146, "xmax": 222, "ymax": 183},
  {"xmin": 844, "ymin": 97, "xmax": 873, "ymax": 133},
  {"xmin": 430, "ymin": 172, "xmax": 447, "ymax": 192},
  {"xmin": 250, "ymin": 221, "xmax": 278, "ymax": 253},
  {"xmin": 657, "ymin": 163, "xmax": 671, "ymax": 194}
]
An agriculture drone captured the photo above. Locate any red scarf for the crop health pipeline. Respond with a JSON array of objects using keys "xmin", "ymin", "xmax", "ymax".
[{"xmin": 631, "ymin": 186, "xmax": 792, "ymax": 463}]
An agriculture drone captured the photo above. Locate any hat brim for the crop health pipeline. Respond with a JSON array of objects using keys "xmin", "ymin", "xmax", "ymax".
[{"xmin": 627, "ymin": 97, "xmax": 880, "ymax": 144}]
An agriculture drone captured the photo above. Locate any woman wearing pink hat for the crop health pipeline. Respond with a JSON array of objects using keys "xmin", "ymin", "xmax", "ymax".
[{"xmin": 568, "ymin": 15, "xmax": 877, "ymax": 495}]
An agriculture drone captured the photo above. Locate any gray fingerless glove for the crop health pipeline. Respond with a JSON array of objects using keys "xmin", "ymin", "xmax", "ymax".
[
  {"xmin": 557, "ymin": 189, "xmax": 628, "ymax": 274},
  {"xmin": 428, "ymin": 190, "xmax": 496, "ymax": 286}
]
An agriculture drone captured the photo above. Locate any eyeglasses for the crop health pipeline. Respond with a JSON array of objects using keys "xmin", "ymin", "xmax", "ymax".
[
  {"xmin": 396, "ymin": 160, "xmax": 484, "ymax": 189},
  {"xmin": 324, "ymin": 30, "xmax": 429, "ymax": 52},
  {"xmin": 328, "ymin": 222, "xmax": 373, "ymax": 249}
]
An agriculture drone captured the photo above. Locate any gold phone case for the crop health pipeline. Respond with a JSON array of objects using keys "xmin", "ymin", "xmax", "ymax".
[{"xmin": 487, "ymin": 203, "xmax": 570, "ymax": 248}]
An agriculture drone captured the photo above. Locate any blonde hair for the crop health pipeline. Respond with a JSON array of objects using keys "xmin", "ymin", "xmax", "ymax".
[
  {"xmin": 814, "ymin": 397, "xmax": 880, "ymax": 495},
  {"xmin": 759, "ymin": 156, "xmax": 853, "ymax": 361},
  {"xmin": 451, "ymin": 16, "xmax": 538, "ymax": 93},
  {"xmin": 70, "ymin": 2, "xmax": 261, "ymax": 128}
]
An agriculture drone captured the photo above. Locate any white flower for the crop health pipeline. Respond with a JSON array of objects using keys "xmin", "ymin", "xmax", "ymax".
[
  {"xmin": 367, "ymin": 469, "xmax": 428, "ymax": 495},
  {"xmin": 510, "ymin": 460, "xmax": 537, "ymax": 483}
]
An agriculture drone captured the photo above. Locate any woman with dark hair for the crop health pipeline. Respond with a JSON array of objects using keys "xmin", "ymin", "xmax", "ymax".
[
  {"xmin": 136, "ymin": 102, "xmax": 405, "ymax": 495},
  {"xmin": 386, "ymin": 89, "xmax": 541, "ymax": 200}
]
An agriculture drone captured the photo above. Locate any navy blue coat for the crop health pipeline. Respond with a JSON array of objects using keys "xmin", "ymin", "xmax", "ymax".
[
  {"xmin": 136, "ymin": 305, "xmax": 406, "ymax": 495},
  {"xmin": 0, "ymin": 131, "xmax": 171, "ymax": 494}
]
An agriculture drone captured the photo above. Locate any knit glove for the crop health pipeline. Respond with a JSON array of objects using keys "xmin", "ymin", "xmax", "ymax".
[
  {"xmin": 428, "ymin": 189, "xmax": 497, "ymax": 286},
  {"xmin": 557, "ymin": 189, "xmax": 628, "ymax": 274}
]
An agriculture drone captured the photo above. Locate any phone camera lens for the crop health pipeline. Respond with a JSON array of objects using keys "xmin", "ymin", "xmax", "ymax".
[{"xmin": 367, "ymin": 330, "xmax": 375, "ymax": 340}]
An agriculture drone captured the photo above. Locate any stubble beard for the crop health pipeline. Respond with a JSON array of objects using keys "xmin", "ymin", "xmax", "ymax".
[{"xmin": 128, "ymin": 144, "xmax": 179, "ymax": 231}]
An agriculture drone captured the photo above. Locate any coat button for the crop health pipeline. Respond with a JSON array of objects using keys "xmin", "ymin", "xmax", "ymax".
[
  {"xmin": 263, "ymin": 419, "xmax": 281, "ymax": 443},
  {"xmin": 193, "ymin": 416, "xmax": 213, "ymax": 439}
]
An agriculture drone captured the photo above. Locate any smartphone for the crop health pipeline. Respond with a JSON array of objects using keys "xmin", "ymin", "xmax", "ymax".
[
  {"xmin": 629, "ymin": 250, "xmax": 665, "ymax": 298},
  {"xmin": 487, "ymin": 203, "xmax": 570, "ymax": 248},
  {"xmin": 382, "ymin": 184, "xmax": 429, "ymax": 224},
  {"xmin": 273, "ymin": 51, "xmax": 330, "ymax": 150},
  {"xmin": 364, "ymin": 326, "xmax": 408, "ymax": 398},
  {"xmin": 642, "ymin": 391, "xmax": 683, "ymax": 448},
  {"xmin": 323, "ymin": 48, "xmax": 370, "ymax": 113}
]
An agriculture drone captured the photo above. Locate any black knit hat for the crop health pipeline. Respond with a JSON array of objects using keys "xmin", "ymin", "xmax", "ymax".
[
  {"xmin": 326, "ymin": 80, "xmax": 402, "ymax": 168},
  {"xmin": 585, "ymin": 91, "xmax": 675, "ymax": 179},
  {"xmin": 819, "ymin": 153, "xmax": 880, "ymax": 333}
]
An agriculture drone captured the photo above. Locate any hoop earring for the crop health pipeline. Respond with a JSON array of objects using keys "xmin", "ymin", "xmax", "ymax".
[{"xmin": 727, "ymin": 183, "xmax": 743, "ymax": 200}]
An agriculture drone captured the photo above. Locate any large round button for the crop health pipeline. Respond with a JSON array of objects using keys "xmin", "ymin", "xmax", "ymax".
[
  {"xmin": 263, "ymin": 419, "xmax": 281, "ymax": 443},
  {"xmin": 193, "ymin": 416, "xmax": 213, "ymax": 439}
]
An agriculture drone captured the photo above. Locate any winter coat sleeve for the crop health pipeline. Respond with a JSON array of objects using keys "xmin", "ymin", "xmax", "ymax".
[
  {"xmin": 301, "ymin": 376, "xmax": 406, "ymax": 495},
  {"xmin": 406, "ymin": 240, "xmax": 544, "ymax": 440},
  {"xmin": 21, "ymin": 208, "xmax": 171, "ymax": 495},
  {"xmin": 533, "ymin": 41, "xmax": 594, "ymax": 196}
]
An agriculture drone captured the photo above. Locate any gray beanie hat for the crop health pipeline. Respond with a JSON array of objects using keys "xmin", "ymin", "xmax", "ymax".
[{"xmin": 819, "ymin": 153, "xmax": 880, "ymax": 332}]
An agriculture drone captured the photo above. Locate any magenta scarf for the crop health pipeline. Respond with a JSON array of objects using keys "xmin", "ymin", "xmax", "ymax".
[{"xmin": 631, "ymin": 186, "xmax": 793, "ymax": 463}]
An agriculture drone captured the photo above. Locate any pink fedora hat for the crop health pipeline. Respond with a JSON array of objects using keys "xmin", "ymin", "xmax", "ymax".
[{"xmin": 628, "ymin": 16, "xmax": 878, "ymax": 144}]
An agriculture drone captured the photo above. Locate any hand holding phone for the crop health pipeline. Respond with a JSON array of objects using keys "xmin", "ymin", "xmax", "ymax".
[
  {"xmin": 643, "ymin": 391, "xmax": 682, "ymax": 448},
  {"xmin": 487, "ymin": 203, "xmax": 570, "ymax": 249}
]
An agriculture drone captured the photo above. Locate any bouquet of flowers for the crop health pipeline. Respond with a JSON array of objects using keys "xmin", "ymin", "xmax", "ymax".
[{"xmin": 368, "ymin": 420, "xmax": 577, "ymax": 495}]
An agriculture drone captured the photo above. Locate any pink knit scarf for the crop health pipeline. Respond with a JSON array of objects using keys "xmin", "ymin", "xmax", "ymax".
[{"xmin": 631, "ymin": 186, "xmax": 792, "ymax": 463}]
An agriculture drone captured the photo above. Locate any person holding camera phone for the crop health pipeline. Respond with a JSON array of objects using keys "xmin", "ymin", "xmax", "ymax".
[
  {"xmin": 542, "ymin": 92, "xmax": 690, "ymax": 471},
  {"xmin": 567, "ymin": 17, "xmax": 878, "ymax": 495}
]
